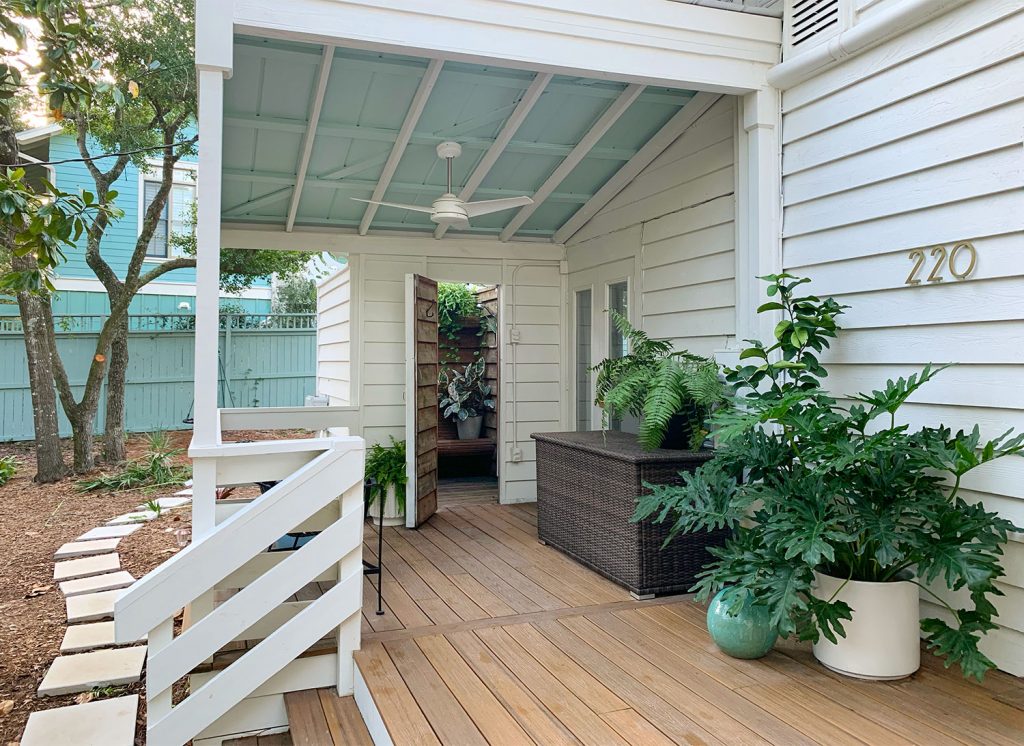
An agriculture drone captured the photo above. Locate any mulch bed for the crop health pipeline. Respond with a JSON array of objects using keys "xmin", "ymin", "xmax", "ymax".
[{"xmin": 0, "ymin": 429, "xmax": 304, "ymax": 743}]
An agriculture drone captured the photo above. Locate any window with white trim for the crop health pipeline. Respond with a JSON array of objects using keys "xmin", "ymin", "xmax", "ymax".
[{"xmin": 143, "ymin": 164, "xmax": 196, "ymax": 258}]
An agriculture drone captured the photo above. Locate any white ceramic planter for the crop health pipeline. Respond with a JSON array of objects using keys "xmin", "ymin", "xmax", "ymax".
[
  {"xmin": 366, "ymin": 484, "xmax": 404, "ymax": 527},
  {"xmin": 812, "ymin": 571, "xmax": 920, "ymax": 680}
]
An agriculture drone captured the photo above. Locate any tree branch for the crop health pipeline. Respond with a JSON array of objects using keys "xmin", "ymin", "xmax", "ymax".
[{"xmin": 133, "ymin": 256, "xmax": 195, "ymax": 292}]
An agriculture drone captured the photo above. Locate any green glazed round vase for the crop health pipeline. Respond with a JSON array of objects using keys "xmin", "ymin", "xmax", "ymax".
[{"xmin": 706, "ymin": 588, "xmax": 778, "ymax": 659}]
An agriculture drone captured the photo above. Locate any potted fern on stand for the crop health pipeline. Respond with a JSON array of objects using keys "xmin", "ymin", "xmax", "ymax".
[
  {"xmin": 636, "ymin": 275, "xmax": 1023, "ymax": 680},
  {"xmin": 365, "ymin": 437, "xmax": 407, "ymax": 527},
  {"xmin": 593, "ymin": 311, "xmax": 724, "ymax": 450}
]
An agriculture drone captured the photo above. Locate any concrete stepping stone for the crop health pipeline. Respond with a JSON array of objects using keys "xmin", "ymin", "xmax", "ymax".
[
  {"xmin": 60, "ymin": 570, "xmax": 135, "ymax": 598},
  {"xmin": 66, "ymin": 588, "xmax": 126, "ymax": 624},
  {"xmin": 22, "ymin": 694, "xmax": 138, "ymax": 744},
  {"xmin": 60, "ymin": 622, "xmax": 145, "ymax": 653},
  {"xmin": 77, "ymin": 524, "xmax": 140, "ymax": 542},
  {"xmin": 106, "ymin": 510, "xmax": 158, "ymax": 525},
  {"xmin": 54, "ymin": 538, "xmax": 120, "ymax": 560},
  {"xmin": 54, "ymin": 553, "xmax": 120, "ymax": 582},
  {"xmin": 136, "ymin": 496, "xmax": 190, "ymax": 510},
  {"xmin": 175, "ymin": 487, "xmax": 193, "ymax": 496},
  {"xmin": 37, "ymin": 647, "xmax": 147, "ymax": 696}
]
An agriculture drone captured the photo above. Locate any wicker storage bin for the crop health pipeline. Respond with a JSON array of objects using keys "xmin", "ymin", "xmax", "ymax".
[{"xmin": 531, "ymin": 430, "xmax": 727, "ymax": 598}]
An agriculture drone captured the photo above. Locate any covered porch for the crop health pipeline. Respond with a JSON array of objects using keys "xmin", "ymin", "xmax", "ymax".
[{"xmin": 110, "ymin": 1, "xmax": 1024, "ymax": 744}]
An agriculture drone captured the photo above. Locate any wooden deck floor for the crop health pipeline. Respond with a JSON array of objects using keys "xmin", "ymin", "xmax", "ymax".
[{"xmin": 352, "ymin": 503, "xmax": 1024, "ymax": 745}]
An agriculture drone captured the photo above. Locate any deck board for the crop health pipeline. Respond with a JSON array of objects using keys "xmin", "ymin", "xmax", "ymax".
[{"xmin": 313, "ymin": 499, "xmax": 1023, "ymax": 745}]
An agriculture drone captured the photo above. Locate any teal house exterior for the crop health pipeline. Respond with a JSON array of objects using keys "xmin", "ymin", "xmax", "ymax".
[{"xmin": 10, "ymin": 122, "xmax": 273, "ymax": 318}]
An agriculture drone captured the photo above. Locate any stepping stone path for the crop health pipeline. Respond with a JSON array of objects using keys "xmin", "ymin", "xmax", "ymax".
[
  {"xmin": 22, "ymin": 487, "xmax": 192, "ymax": 744},
  {"xmin": 66, "ymin": 588, "xmax": 126, "ymax": 624},
  {"xmin": 60, "ymin": 570, "xmax": 135, "ymax": 598},
  {"xmin": 38, "ymin": 646, "xmax": 148, "ymax": 696},
  {"xmin": 106, "ymin": 510, "xmax": 159, "ymax": 525},
  {"xmin": 77, "ymin": 524, "xmax": 140, "ymax": 541},
  {"xmin": 54, "ymin": 553, "xmax": 121, "ymax": 582},
  {"xmin": 54, "ymin": 538, "xmax": 120, "ymax": 560},
  {"xmin": 137, "ymin": 496, "xmax": 191, "ymax": 510},
  {"xmin": 21, "ymin": 695, "xmax": 139, "ymax": 746},
  {"xmin": 60, "ymin": 622, "xmax": 144, "ymax": 654}
]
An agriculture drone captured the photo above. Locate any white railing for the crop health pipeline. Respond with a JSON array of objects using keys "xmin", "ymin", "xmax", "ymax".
[{"xmin": 115, "ymin": 409, "xmax": 365, "ymax": 746}]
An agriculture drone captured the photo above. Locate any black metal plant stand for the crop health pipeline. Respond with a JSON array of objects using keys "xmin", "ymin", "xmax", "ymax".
[{"xmin": 362, "ymin": 477, "xmax": 384, "ymax": 616}]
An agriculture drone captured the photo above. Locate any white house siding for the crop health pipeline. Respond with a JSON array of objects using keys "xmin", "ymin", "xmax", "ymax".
[
  {"xmin": 316, "ymin": 265, "xmax": 353, "ymax": 405},
  {"xmin": 323, "ymin": 252, "xmax": 565, "ymax": 504},
  {"xmin": 780, "ymin": 0, "xmax": 1024, "ymax": 674},
  {"xmin": 567, "ymin": 95, "xmax": 738, "ymax": 358}
]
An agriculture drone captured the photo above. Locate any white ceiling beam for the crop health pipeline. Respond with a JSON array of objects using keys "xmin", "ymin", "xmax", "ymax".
[
  {"xmin": 285, "ymin": 44, "xmax": 335, "ymax": 232},
  {"xmin": 500, "ymin": 83, "xmax": 644, "ymax": 242},
  {"xmin": 435, "ymin": 72, "xmax": 552, "ymax": 240},
  {"xmin": 358, "ymin": 58, "xmax": 444, "ymax": 236},
  {"xmin": 552, "ymin": 91, "xmax": 721, "ymax": 244},
  {"xmin": 222, "ymin": 226, "xmax": 566, "ymax": 261},
  {"xmin": 223, "ymin": 186, "xmax": 293, "ymax": 217}
]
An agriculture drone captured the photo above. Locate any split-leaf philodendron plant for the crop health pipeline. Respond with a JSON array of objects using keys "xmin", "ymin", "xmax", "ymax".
[{"xmin": 634, "ymin": 274, "xmax": 1023, "ymax": 680}]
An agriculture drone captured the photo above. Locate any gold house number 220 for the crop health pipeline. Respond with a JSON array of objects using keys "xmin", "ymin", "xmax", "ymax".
[{"xmin": 905, "ymin": 242, "xmax": 978, "ymax": 286}]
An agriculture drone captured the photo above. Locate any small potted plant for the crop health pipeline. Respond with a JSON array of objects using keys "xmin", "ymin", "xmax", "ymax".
[
  {"xmin": 636, "ymin": 274, "xmax": 1023, "ymax": 680},
  {"xmin": 593, "ymin": 311, "xmax": 724, "ymax": 450},
  {"xmin": 439, "ymin": 358, "xmax": 495, "ymax": 440},
  {"xmin": 365, "ymin": 437, "xmax": 407, "ymax": 526}
]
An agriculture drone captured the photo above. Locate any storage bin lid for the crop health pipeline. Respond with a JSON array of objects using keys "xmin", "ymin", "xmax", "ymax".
[{"xmin": 530, "ymin": 430, "xmax": 713, "ymax": 465}]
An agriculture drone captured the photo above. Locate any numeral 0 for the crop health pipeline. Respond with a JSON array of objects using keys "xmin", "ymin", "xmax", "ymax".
[{"xmin": 905, "ymin": 242, "xmax": 977, "ymax": 286}]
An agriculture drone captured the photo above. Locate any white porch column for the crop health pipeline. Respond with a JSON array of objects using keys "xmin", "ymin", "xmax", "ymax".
[
  {"xmin": 726, "ymin": 86, "xmax": 782, "ymax": 364},
  {"xmin": 193, "ymin": 0, "xmax": 233, "ymax": 539}
]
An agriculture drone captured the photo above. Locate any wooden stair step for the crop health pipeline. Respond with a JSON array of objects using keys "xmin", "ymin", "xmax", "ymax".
[{"xmin": 284, "ymin": 688, "xmax": 372, "ymax": 746}]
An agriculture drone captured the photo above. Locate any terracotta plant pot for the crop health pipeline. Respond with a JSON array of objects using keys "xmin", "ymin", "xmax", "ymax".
[{"xmin": 812, "ymin": 571, "xmax": 920, "ymax": 680}]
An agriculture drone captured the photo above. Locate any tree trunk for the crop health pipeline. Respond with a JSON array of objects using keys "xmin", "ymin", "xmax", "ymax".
[
  {"xmin": 68, "ymin": 410, "xmax": 96, "ymax": 472},
  {"xmin": 103, "ymin": 314, "xmax": 129, "ymax": 463},
  {"xmin": 11, "ymin": 261, "xmax": 69, "ymax": 482},
  {"xmin": 1, "ymin": 109, "xmax": 68, "ymax": 482}
]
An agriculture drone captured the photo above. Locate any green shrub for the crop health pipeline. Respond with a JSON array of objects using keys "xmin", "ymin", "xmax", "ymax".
[
  {"xmin": 78, "ymin": 432, "xmax": 191, "ymax": 493},
  {"xmin": 0, "ymin": 456, "xmax": 17, "ymax": 486}
]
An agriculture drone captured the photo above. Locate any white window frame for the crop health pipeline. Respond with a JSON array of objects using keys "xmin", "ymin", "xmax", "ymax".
[{"xmin": 139, "ymin": 159, "xmax": 198, "ymax": 263}]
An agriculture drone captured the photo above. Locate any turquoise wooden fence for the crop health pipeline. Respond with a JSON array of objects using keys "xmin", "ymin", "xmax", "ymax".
[{"xmin": 0, "ymin": 314, "xmax": 316, "ymax": 442}]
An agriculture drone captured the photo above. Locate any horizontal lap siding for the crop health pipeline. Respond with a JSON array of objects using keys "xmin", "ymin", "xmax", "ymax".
[
  {"xmin": 781, "ymin": 1, "xmax": 1024, "ymax": 673},
  {"xmin": 316, "ymin": 267, "xmax": 353, "ymax": 405},
  {"xmin": 566, "ymin": 96, "xmax": 737, "ymax": 357}
]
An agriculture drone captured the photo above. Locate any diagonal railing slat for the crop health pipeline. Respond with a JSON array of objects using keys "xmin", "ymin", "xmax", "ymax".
[
  {"xmin": 146, "ymin": 500, "xmax": 363, "ymax": 694},
  {"xmin": 115, "ymin": 438, "xmax": 363, "ymax": 641},
  {"xmin": 148, "ymin": 572, "xmax": 363, "ymax": 746}
]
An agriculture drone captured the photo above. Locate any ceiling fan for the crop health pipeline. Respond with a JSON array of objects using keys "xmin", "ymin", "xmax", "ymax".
[{"xmin": 352, "ymin": 141, "xmax": 532, "ymax": 229}]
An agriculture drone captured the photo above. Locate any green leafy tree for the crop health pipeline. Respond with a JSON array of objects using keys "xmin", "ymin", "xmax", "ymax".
[
  {"xmin": 635, "ymin": 274, "xmax": 1023, "ymax": 680},
  {"xmin": 271, "ymin": 274, "xmax": 317, "ymax": 315},
  {"xmin": 0, "ymin": 0, "xmax": 124, "ymax": 481},
  {"xmin": 27, "ymin": 0, "xmax": 309, "ymax": 469}
]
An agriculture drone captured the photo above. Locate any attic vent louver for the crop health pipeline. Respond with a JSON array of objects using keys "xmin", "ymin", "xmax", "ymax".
[{"xmin": 791, "ymin": 0, "xmax": 840, "ymax": 47}]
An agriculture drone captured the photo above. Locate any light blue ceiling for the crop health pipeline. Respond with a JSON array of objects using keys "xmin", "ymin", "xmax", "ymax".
[{"xmin": 222, "ymin": 36, "xmax": 696, "ymax": 240}]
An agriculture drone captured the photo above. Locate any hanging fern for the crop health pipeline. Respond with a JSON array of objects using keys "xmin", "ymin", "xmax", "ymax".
[{"xmin": 593, "ymin": 311, "xmax": 726, "ymax": 450}]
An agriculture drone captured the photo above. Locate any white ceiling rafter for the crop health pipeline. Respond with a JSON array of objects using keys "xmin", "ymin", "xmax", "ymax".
[
  {"xmin": 499, "ymin": 84, "xmax": 644, "ymax": 242},
  {"xmin": 317, "ymin": 151, "xmax": 390, "ymax": 181},
  {"xmin": 435, "ymin": 72, "xmax": 553, "ymax": 240},
  {"xmin": 552, "ymin": 91, "xmax": 721, "ymax": 244},
  {"xmin": 358, "ymin": 58, "xmax": 444, "ymax": 236},
  {"xmin": 223, "ymin": 186, "xmax": 293, "ymax": 217},
  {"xmin": 285, "ymin": 43, "xmax": 335, "ymax": 232}
]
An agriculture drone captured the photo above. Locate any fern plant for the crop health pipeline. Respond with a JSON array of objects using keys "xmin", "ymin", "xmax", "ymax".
[
  {"xmin": 365, "ymin": 437, "xmax": 407, "ymax": 512},
  {"xmin": 593, "ymin": 311, "xmax": 724, "ymax": 450}
]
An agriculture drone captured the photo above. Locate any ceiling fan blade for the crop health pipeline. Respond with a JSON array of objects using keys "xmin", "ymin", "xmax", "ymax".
[
  {"xmin": 350, "ymin": 197, "xmax": 435, "ymax": 215},
  {"xmin": 462, "ymin": 196, "xmax": 533, "ymax": 218}
]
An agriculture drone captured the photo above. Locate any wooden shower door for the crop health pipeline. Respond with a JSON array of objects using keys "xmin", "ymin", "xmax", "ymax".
[{"xmin": 405, "ymin": 275, "xmax": 439, "ymax": 528}]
